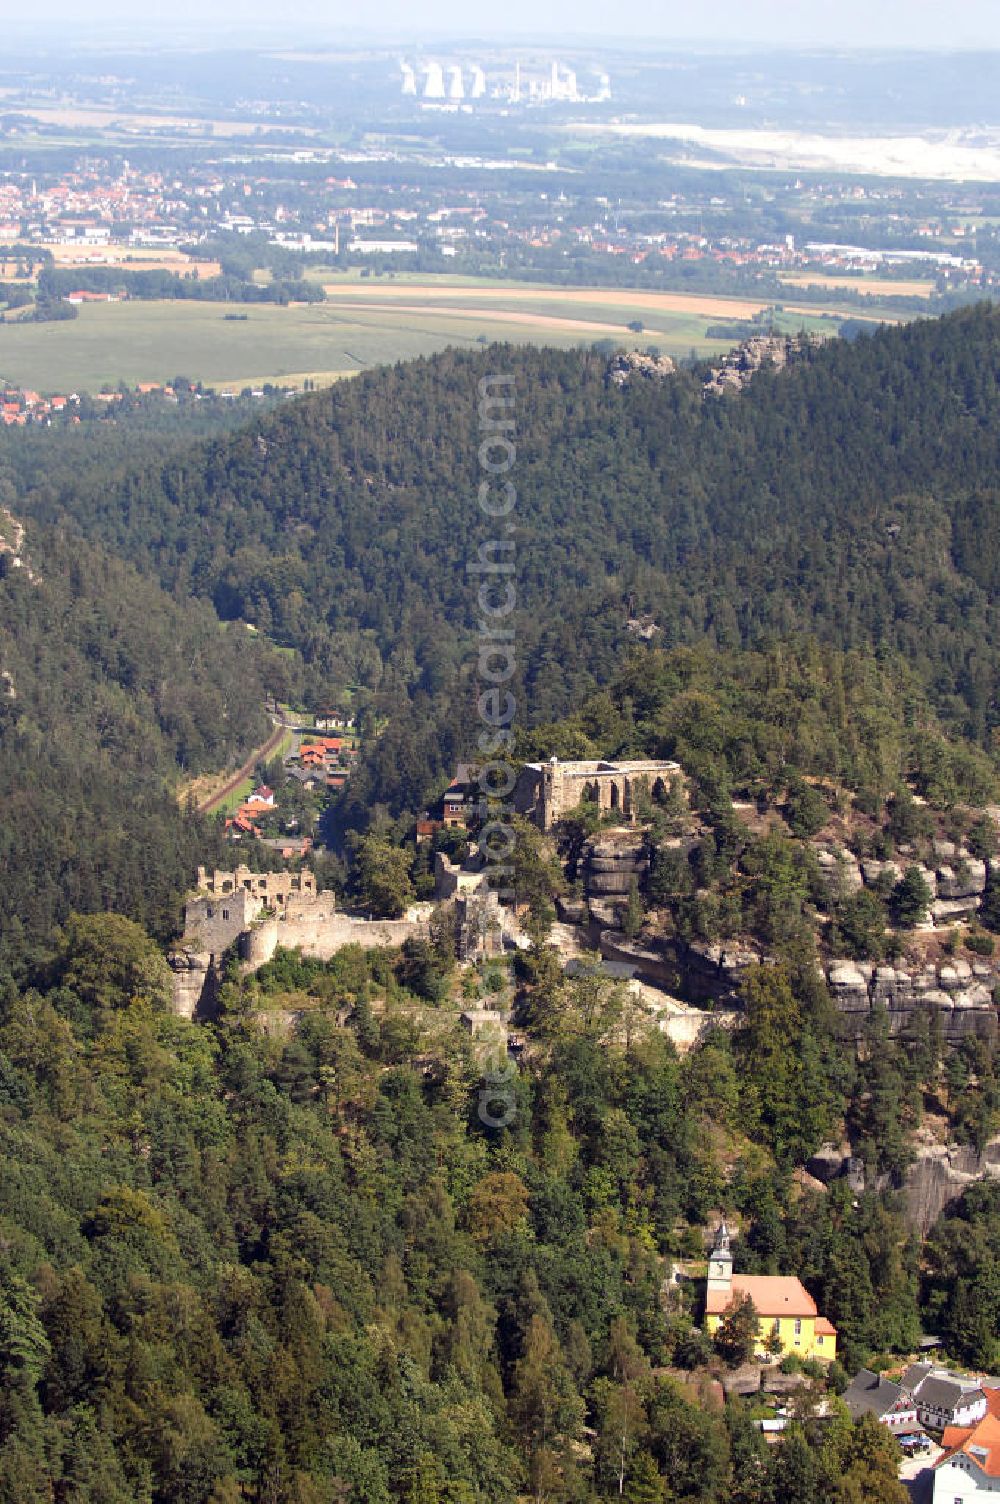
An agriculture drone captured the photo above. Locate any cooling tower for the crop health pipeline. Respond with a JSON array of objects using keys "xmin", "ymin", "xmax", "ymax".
[{"xmin": 423, "ymin": 62, "xmax": 446, "ymax": 99}]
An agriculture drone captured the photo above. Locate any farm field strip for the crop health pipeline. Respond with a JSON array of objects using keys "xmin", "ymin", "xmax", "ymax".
[
  {"xmin": 326, "ymin": 299, "xmax": 668, "ymax": 334},
  {"xmin": 0, "ymin": 270, "xmax": 902, "ymax": 393},
  {"xmin": 779, "ymin": 273, "xmax": 935, "ymax": 297},
  {"xmin": 322, "ymin": 281, "xmax": 775, "ymax": 318},
  {"xmin": 0, "ymin": 296, "xmax": 740, "ymax": 391}
]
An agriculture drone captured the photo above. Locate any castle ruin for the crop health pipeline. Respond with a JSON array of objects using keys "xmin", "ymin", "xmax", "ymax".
[
  {"xmin": 169, "ymin": 865, "xmax": 428, "ymax": 1018},
  {"xmin": 514, "ymin": 757, "xmax": 682, "ymax": 831}
]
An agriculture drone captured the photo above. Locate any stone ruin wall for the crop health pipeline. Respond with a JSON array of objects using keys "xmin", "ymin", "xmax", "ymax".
[
  {"xmin": 170, "ymin": 870, "xmax": 427, "ymax": 1015},
  {"xmin": 240, "ymin": 902, "xmax": 426, "ymax": 969},
  {"xmin": 515, "ymin": 760, "xmax": 683, "ymax": 832}
]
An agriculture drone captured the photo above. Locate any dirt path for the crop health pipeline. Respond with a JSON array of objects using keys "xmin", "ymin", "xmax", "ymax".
[{"xmin": 195, "ymin": 719, "xmax": 290, "ymax": 816}]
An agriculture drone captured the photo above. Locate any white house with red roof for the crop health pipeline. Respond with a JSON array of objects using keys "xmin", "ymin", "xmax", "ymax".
[{"xmin": 934, "ymin": 1389, "xmax": 1000, "ymax": 1500}]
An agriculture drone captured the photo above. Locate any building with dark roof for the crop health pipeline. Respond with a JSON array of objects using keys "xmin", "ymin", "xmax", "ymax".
[
  {"xmin": 902, "ymin": 1364, "xmax": 987, "ymax": 1431},
  {"xmin": 843, "ymin": 1369, "xmax": 919, "ymax": 1434}
]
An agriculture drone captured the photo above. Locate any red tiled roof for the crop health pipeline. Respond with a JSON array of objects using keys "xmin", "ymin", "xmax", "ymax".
[
  {"xmin": 706, "ymin": 1275, "xmax": 819, "ymax": 1319},
  {"xmin": 936, "ymin": 1412, "xmax": 1000, "ymax": 1478},
  {"xmin": 302, "ymin": 736, "xmax": 342, "ymax": 751}
]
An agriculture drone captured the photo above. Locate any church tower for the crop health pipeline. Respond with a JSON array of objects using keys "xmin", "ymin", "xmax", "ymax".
[{"xmin": 707, "ymin": 1219, "xmax": 733, "ymax": 1302}]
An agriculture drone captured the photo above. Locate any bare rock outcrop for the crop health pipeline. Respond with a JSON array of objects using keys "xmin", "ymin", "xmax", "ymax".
[
  {"xmin": 702, "ymin": 333, "xmax": 820, "ymax": 398},
  {"xmin": 167, "ymin": 949, "xmax": 218, "ymax": 1021},
  {"xmin": 581, "ymin": 834, "xmax": 649, "ymax": 899},
  {"xmin": 825, "ymin": 958, "xmax": 997, "ymax": 1041},
  {"xmin": 607, "ymin": 349, "xmax": 676, "ymax": 388},
  {"xmin": 815, "ymin": 848, "xmax": 864, "ymax": 893},
  {"xmin": 902, "ymin": 1127, "xmax": 1000, "ymax": 1233}
]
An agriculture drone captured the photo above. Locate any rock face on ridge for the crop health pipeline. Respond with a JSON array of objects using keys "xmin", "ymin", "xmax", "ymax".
[
  {"xmin": 803, "ymin": 1129, "xmax": 1000, "ymax": 1234},
  {"xmin": 825, "ymin": 958, "xmax": 997, "ymax": 1042},
  {"xmin": 902, "ymin": 1135, "xmax": 992, "ymax": 1234},
  {"xmin": 607, "ymin": 349, "xmax": 676, "ymax": 388},
  {"xmin": 581, "ymin": 834, "xmax": 649, "ymax": 899},
  {"xmin": 702, "ymin": 333, "xmax": 820, "ymax": 397}
]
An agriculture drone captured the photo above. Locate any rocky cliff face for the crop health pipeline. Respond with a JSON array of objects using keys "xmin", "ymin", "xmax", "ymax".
[
  {"xmin": 826, "ymin": 958, "xmax": 998, "ymax": 1041},
  {"xmin": 805, "ymin": 1128, "xmax": 1000, "ymax": 1233},
  {"xmin": 902, "ymin": 1134, "xmax": 996, "ymax": 1235},
  {"xmin": 592, "ymin": 928, "xmax": 999, "ymax": 1042},
  {"xmin": 167, "ymin": 949, "xmax": 218, "ymax": 1021},
  {"xmin": 702, "ymin": 333, "xmax": 819, "ymax": 398},
  {"xmin": 581, "ymin": 834, "xmax": 649, "ymax": 901},
  {"xmin": 669, "ymin": 939, "xmax": 764, "ymax": 1008},
  {"xmin": 814, "ymin": 839, "xmax": 991, "ymax": 924},
  {"xmin": 566, "ymin": 818, "xmax": 1000, "ymax": 1051},
  {"xmin": 607, "ymin": 349, "xmax": 676, "ymax": 388}
]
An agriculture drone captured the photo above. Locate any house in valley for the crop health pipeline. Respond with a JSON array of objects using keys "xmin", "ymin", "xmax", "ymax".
[
  {"xmin": 903, "ymin": 1364, "xmax": 987, "ymax": 1432},
  {"xmin": 843, "ymin": 1370, "xmax": 920, "ymax": 1434},
  {"xmin": 934, "ymin": 1391, "xmax": 1000, "ymax": 1501}
]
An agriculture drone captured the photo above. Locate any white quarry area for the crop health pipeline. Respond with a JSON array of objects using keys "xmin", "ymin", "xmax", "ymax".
[{"xmin": 571, "ymin": 121, "xmax": 1000, "ymax": 182}]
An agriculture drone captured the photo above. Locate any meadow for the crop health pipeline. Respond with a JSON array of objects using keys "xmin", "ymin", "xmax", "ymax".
[{"xmin": 0, "ymin": 276, "xmax": 880, "ymax": 393}]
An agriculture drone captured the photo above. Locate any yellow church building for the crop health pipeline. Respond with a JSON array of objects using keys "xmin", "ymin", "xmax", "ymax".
[{"xmin": 704, "ymin": 1221, "xmax": 837, "ymax": 1362}]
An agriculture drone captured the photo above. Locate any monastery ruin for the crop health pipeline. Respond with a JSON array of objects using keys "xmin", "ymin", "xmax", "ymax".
[{"xmin": 514, "ymin": 757, "xmax": 682, "ymax": 830}]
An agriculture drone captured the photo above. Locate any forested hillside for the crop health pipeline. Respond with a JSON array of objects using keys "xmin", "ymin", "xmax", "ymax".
[
  {"xmin": 12, "ymin": 304, "xmax": 1000, "ymax": 832},
  {"xmin": 0, "ymin": 520, "xmax": 287, "ymax": 952},
  {"xmin": 0, "ymin": 911, "xmax": 921, "ymax": 1504},
  {"xmin": 2, "ymin": 309, "xmax": 1000, "ymax": 1502}
]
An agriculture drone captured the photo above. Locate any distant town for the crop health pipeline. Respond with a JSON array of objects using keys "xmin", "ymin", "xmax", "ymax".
[
  {"xmin": 1, "ymin": 44, "xmax": 998, "ymax": 393},
  {"xmin": 0, "ymin": 154, "xmax": 990, "ymax": 291}
]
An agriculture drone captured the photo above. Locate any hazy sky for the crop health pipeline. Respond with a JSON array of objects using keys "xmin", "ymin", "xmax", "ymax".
[{"xmin": 9, "ymin": 0, "xmax": 1000, "ymax": 47}]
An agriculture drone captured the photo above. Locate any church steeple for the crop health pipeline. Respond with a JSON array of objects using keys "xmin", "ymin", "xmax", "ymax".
[{"xmin": 707, "ymin": 1218, "xmax": 733, "ymax": 1298}]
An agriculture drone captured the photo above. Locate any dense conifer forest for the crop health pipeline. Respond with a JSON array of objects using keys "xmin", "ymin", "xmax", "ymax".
[
  {"xmin": 10, "ymin": 305, "xmax": 1000, "ymax": 826},
  {"xmin": 4, "ymin": 309, "xmax": 1000, "ymax": 1499}
]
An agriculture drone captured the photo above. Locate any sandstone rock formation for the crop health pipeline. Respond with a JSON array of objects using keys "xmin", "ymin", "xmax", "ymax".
[
  {"xmin": 825, "ymin": 958, "xmax": 997, "ymax": 1041},
  {"xmin": 582, "ymin": 834, "xmax": 650, "ymax": 899},
  {"xmin": 903, "ymin": 1127, "xmax": 1000, "ymax": 1234},
  {"xmin": 607, "ymin": 349, "xmax": 676, "ymax": 388},
  {"xmin": 702, "ymin": 333, "xmax": 820, "ymax": 398}
]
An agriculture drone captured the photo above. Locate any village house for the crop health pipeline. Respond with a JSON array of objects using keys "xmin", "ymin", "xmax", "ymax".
[
  {"xmin": 286, "ymin": 735, "xmax": 354, "ymax": 792},
  {"xmin": 245, "ymin": 784, "xmax": 274, "ymax": 807},
  {"xmin": 225, "ymin": 808, "xmax": 261, "ymax": 838},
  {"xmin": 934, "ymin": 1389, "xmax": 1000, "ymax": 1501},
  {"xmin": 903, "ymin": 1363, "xmax": 988, "ymax": 1432},
  {"xmin": 843, "ymin": 1370, "xmax": 921, "ymax": 1435},
  {"xmin": 298, "ymin": 737, "xmax": 345, "ymax": 774},
  {"xmin": 704, "ymin": 1222, "xmax": 837, "ymax": 1362},
  {"xmin": 63, "ymin": 289, "xmax": 119, "ymax": 303},
  {"xmin": 442, "ymin": 763, "xmax": 479, "ymax": 828},
  {"xmin": 285, "ymin": 765, "xmax": 320, "ymax": 790}
]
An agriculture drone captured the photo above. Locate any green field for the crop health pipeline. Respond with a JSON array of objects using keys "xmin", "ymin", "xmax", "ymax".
[{"xmin": 0, "ymin": 279, "xmax": 873, "ymax": 394}]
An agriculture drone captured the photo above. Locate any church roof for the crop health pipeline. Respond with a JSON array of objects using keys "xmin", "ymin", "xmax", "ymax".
[{"xmin": 706, "ymin": 1274, "xmax": 821, "ymax": 1319}]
